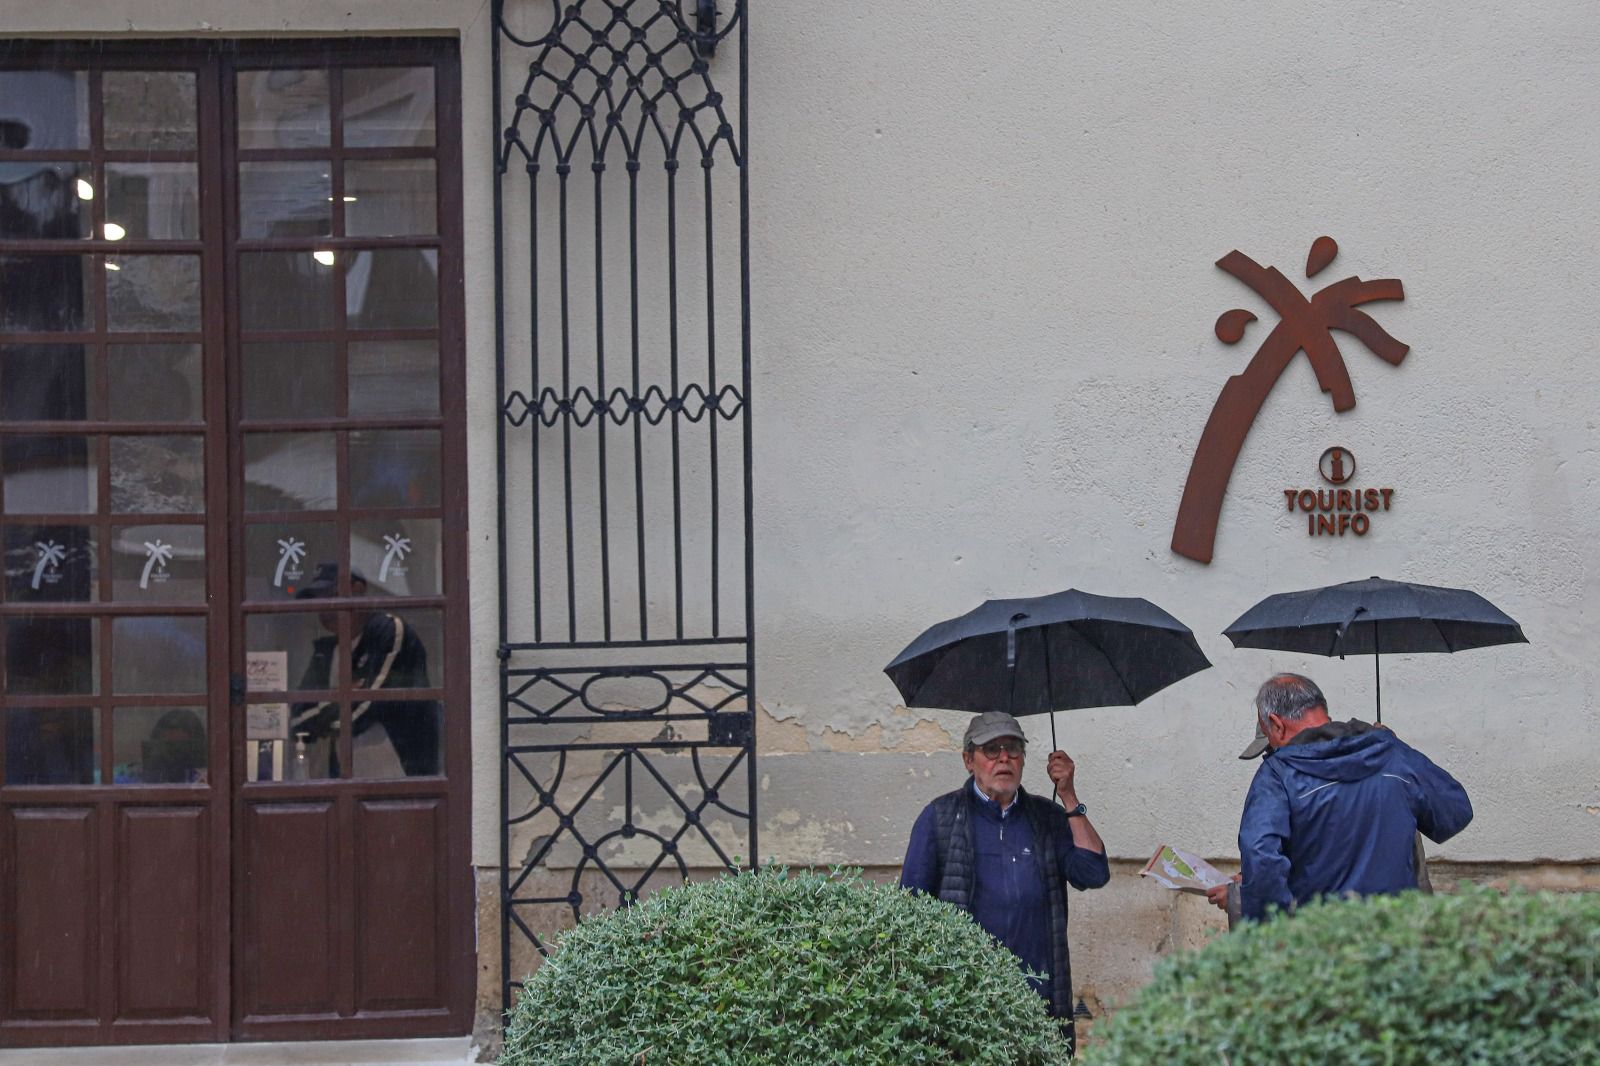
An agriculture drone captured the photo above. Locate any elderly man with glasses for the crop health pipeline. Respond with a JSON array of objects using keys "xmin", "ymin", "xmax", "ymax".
[{"xmin": 899, "ymin": 711, "xmax": 1109, "ymax": 1053}]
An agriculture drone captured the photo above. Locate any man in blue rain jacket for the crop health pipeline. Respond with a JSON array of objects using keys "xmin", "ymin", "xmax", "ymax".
[{"xmin": 1238, "ymin": 673, "xmax": 1473, "ymax": 921}]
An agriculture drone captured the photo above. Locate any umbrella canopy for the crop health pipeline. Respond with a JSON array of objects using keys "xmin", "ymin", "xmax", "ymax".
[
  {"xmin": 1223, "ymin": 575, "xmax": 1527, "ymax": 721},
  {"xmin": 885, "ymin": 589, "xmax": 1212, "ymax": 719}
]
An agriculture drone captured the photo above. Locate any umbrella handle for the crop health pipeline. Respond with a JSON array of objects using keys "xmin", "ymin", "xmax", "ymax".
[{"xmin": 1006, "ymin": 613, "xmax": 1027, "ymax": 668}]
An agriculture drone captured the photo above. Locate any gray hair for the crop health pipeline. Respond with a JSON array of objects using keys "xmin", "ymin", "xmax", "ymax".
[{"xmin": 1255, "ymin": 673, "xmax": 1327, "ymax": 727}]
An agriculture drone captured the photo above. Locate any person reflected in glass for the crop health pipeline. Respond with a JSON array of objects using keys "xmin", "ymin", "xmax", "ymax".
[
  {"xmin": 289, "ymin": 562, "xmax": 437, "ymax": 776},
  {"xmin": 139, "ymin": 707, "xmax": 207, "ymax": 783}
]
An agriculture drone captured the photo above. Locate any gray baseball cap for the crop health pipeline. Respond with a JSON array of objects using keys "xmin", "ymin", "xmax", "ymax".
[
  {"xmin": 1239, "ymin": 720, "xmax": 1269, "ymax": 760},
  {"xmin": 963, "ymin": 711, "xmax": 1027, "ymax": 749}
]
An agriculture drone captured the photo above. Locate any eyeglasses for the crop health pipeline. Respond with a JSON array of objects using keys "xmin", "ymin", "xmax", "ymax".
[{"xmin": 976, "ymin": 739, "xmax": 1025, "ymax": 760}]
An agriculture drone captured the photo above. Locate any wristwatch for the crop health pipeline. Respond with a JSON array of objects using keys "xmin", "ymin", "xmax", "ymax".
[{"xmin": 1063, "ymin": 802, "xmax": 1087, "ymax": 818}]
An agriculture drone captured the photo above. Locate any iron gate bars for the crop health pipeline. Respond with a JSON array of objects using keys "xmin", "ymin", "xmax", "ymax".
[{"xmin": 491, "ymin": 0, "xmax": 755, "ymax": 1011}]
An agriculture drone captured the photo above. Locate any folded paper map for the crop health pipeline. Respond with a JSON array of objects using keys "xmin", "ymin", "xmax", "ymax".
[{"xmin": 1140, "ymin": 844, "xmax": 1229, "ymax": 895}]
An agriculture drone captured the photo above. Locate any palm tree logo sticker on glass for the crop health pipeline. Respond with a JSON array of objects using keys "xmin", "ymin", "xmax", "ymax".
[{"xmin": 1171, "ymin": 236, "xmax": 1408, "ymax": 563}]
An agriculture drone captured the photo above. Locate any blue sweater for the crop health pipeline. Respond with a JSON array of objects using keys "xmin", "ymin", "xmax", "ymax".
[{"xmin": 901, "ymin": 783, "xmax": 1110, "ymax": 1002}]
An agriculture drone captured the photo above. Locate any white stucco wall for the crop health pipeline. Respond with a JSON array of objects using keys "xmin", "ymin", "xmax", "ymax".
[{"xmin": 8, "ymin": 0, "xmax": 1596, "ymax": 880}]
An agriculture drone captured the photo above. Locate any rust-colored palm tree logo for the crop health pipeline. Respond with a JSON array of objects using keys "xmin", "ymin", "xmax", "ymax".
[{"xmin": 1171, "ymin": 237, "xmax": 1407, "ymax": 563}]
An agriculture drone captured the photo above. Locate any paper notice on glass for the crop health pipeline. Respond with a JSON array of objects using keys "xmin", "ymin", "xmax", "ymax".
[
  {"xmin": 245, "ymin": 650, "xmax": 290, "ymax": 741},
  {"xmin": 1140, "ymin": 844, "xmax": 1229, "ymax": 895}
]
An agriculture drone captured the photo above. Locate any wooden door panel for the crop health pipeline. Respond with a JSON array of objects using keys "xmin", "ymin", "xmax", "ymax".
[
  {"xmin": 116, "ymin": 806, "xmax": 210, "ymax": 1021},
  {"xmin": 240, "ymin": 801, "xmax": 339, "ymax": 1019},
  {"xmin": 354, "ymin": 798, "xmax": 444, "ymax": 1013},
  {"xmin": 4, "ymin": 807, "xmax": 97, "ymax": 1021}
]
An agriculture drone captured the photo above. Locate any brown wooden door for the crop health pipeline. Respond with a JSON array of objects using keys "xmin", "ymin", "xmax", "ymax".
[{"xmin": 0, "ymin": 40, "xmax": 472, "ymax": 1049}]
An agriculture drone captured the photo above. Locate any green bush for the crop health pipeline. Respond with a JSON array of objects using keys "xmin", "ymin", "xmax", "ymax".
[
  {"xmin": 1086, "ymin": 885, "xmax": 1600, "ymax": 1065},
  {"xmin": 501, "ymin": 866, "xmax": 1073, "ymax": 1066}
]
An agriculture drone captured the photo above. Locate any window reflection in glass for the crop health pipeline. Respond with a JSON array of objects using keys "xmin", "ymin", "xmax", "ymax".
[
  {"xmin": 3, "ymin": 524, "xmax": 98, "ymax": 603},
  {"xmin": 243, "ymin": 432, "xmax": 336, "ymax": 512},
  {"xmin": 239, "ymin": 251, "xmax": 335, "ymax": 332},
  {"xmin": 111, "ymin": 523, "xmax": 204, "ymax": 602},
  {"xmin": 246, "ymin": 610, "xmax": 340, "ymax": 694},
  {"xmin": 345, "ymin": 248, "xmax": 437, "ymax": 330},
  {"xmin": 107, "ymin": 344, "xmax": 202, "ymax": 423},
  {"xmin": 110, "ymin": 435, "xmax": 204, "ymax": 515},
  {"xmin": 343, "ymin": 67, "xmax": 435, "ymax": 148},
  {"xmin": 3, "ymin": 615, "xmax": 98, "ymax": 696},
  {"xmin": 348, "ymin": 340, "xmax": 439, "ymax": 417},
  {"xmin": 344, "ymin": 160, "xmax": 436, "ymax": 237},
  {"xmin": 0, "ymin": 71, "xmax": 90, "ymax": 151},
  {"xmin": 241, "ymin": 341, "xmax": 336, "ymax": 420},
  {"xmin": 0, "ymin": 344, "xmax": 94, "ymax": 422},
  {"xmin": 111, "ymin": 615, "xmax": 206, "ymax": 695},
  {"xmin": 0, "ymin": 255, "xmax": 93, "ymax": 332},
  {"xmin": 103, "ymin": 72, "xmax": 197, "ymax": 152},
  {"xmin": 5, "ymin": 707, "xmax": 97, "ymax": 785},
  {"xmin": 240, "ymin": 161, "xmax": 332, "ymax": 239},
  {"xmin": 349, "ymin": 429, "xmax": 440, "ymax": 508},
  {"xmin": 351, "ymin": 518, "xmax": 441, "ymax": 597},
  {"xmin": 105, "ymin": 163, "xmax": 200, "ymax": 241},
  {"xmin": 113, "ymin": 706, "xmax": 206, "ymax": 784},
  {"xmin": 106, "ymin": 255, "xmax": 202, "ymax": 333},
  {"xmin": 237, "ymin": 69, "xmax": 330, "ymax": 149},
  {"xmin": 243, "ymin": 521, "xmax": 337, "ymax": 601},
  {"xmin": 1, "ymin": 435, "xmax": 98, "ymax": 515},
  {"xmin": 0, "ymin": 161, "xmax": 90, "ymax": 240}
]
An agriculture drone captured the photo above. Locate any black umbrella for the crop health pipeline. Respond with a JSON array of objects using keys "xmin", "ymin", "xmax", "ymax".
[
  {"xmin": 884, "ymin": 589, "xmax": 1212, "ymax": 752},
  {"xmin": 1223, "ymin": 575, "xmax": 1528, "ymax": 723}
]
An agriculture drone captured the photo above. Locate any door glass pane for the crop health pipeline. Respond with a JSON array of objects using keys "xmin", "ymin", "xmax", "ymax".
[
  {"xmin": 3, "ymin": 524, "xmax": 97, "ymax": 603},
  {"xmin": 3, "ymin": 615, "xmax": 98, "ymax": 695},
  {"xmin": 237, "ymin": 69, "xmax": 330, "ymax": 149},
  {"xmin": 0, "ymin": 71, "xmax": 90, "ymax": 150},
  {"xmin": 106, "ymin": 255, "xmax": 202, "ymax": 332},
  {"xmin": 240, "ymin": 161, "xmax": 332, "ymax": 239},
  {"xmin": 107, "ymin": 344, "xmax": 203, "ymax": 422},
  {"xmin": 243, "ymin": 522, "xmax": 337, "ymax": 601},
  {"xmin": 113, "ymin": 706, "xmax": 207, "ymax": 784},
  {"xmin": 345, "ymin": 248, "xmax": 437, "ymax": 330},
  {"xmin": 110, "ymin": 435, "xmax": 204, "ymax": 514},
  {"xmin": 344, "ymin": 160, "xmax": 436, "ymax": 237},
  {"xmin": 246, "ymin": 611, "xmax": 340, "ymax": 693},
  {"xmin": 244, "ymin": 432, "xmax": 336, "ymax": 512},
  {"xmin": 0, "ymin": 344, "xmax": 94, "ymax": 422},
  {"xmin": 5, "ymin": 707, "xmax": 97, "ymax": 785},
  {"xmin": 111, "ymin": 615, "xmax": 206, "ymax": 694},
  {"xmin": 349, "ymin": 429, "xmax": 439, "ymax": 508},
  {"xmin": 350, "ymin": 607, "xmax": 440, "ymax": 689},
  {"xmin": 239, "ymin": 251, "xmax": 335, "ymax": 332},
  {"xmin": 110, "ymin": 523, "xmax": 204, "ymax": 602},
  {"xmin": 241, "ymin": 341, "xmax": 336, "ymax": 420},
  {"xmin": 265, "ymin": 711, "xmax": 337, "ymax": 781},
  {"xmin": 348, "ymin": 340, "xmax": 438, "ymax": 417},
  {"xmin": 0, "ymin": 161, "xmax": 91, "ymax": 240},
  {"xmin": 0, "ymin": 254, "xmax": 94, "ymax": 332},
  {"xmin": 352, "ymin": 518, "xmax": 440, "ymax": 597},
  {"xmin": 105, "ymin": 163, "xmax": 200, "ymax": 241},
  {"xmin": 1, "ymin": 434, "xmax": 98, "ymax": 515},
  {"xmin": 103, "ymin": 72, "xmax": 197, "ymax": 151},
  {"xmin": 351, "ymin": 700, "xmax": 441, "ymax": 779},
  {"xmin": 343, "ymin": 67, "xmax": 435, "ymax": 148}
]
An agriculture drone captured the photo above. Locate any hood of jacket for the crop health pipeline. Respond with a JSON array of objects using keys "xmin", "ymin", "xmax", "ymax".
[{"xmin": 1270, "ymin": 719, "xmax": 1395, "ymax": 782}]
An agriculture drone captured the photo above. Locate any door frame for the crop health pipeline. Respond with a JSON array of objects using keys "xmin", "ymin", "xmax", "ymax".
[{"xmin": 0, "ymin": 36, "xmax": 474, "ymax": 1047}]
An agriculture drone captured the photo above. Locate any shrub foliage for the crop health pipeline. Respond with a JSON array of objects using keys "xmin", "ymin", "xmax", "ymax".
[
  {"xmin": 501, "ymin": 866, "xmax": 1073, "ymax": 1066},
  {"xmin": 1087, "ymin": 885, "xmax": 1600, "ymax": 1065}
]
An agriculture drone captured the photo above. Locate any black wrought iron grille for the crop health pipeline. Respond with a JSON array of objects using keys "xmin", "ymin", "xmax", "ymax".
[{"xmin": 491, "ymin": 0, "xmax": 754, "ymax": 1010}]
